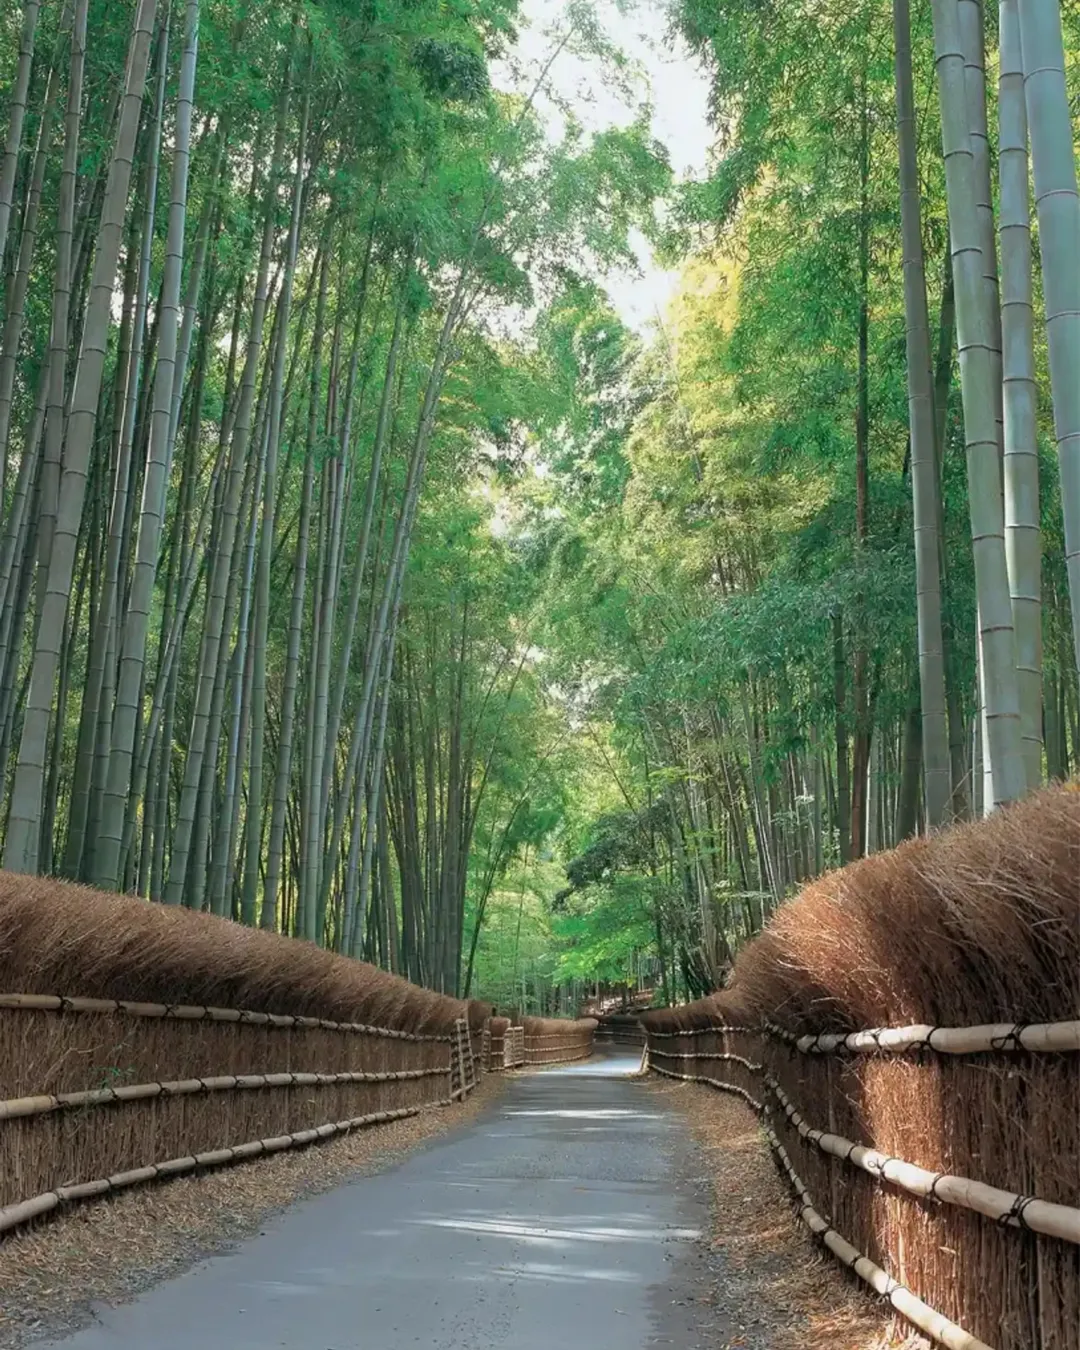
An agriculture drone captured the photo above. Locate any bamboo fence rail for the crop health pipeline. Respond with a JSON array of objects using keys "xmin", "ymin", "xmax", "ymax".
[
  {"xmin": 1, "ymin": 990, "xmax": 472, "ymax": 1237},
  {"xmin": 449, "ymin": 1018, "xmax": 477, "ymax": 1100},
  {"xmin": 507, "ymin": 1025, "xmax": 524, "ymax": 1067},
  {"xmin": 0, "ymin": 991, "xmax": 452, "ymax": 1040},
  {"xmin": 760, "ymin": 1108, "xmax": 994, "ymax": 1350},
  {"xmin": 766, "ymin": 1075, "xmax": 1080, "ymax": 1244},
  {"xmin": 0, "ymin": 1067, "xmax": 450, "ymax": 1123},
  {"xmin": 646, "ymin": 1035, "xmax": 1080, "ymax": 1241},
  {"xmin": 647, "ymin": 1015, "xmax": 1080, "ymax": 1055},
  {"xmin": 649, "ymin": 1058, "xmax": 995, "ymax": 1349},
  {"xmin": 0, "ymin": 1101, "xmax": 448, "ymax": 1238},
  {"xmin": 767, "ymin": 1017, "xmax": 1080, "ymax": 1056}
]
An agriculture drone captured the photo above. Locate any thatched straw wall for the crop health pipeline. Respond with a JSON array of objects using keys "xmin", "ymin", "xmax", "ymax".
[
  {"xmin": 0, "ymin": 875, "xmax": 475, "ymax": 1234},
  {"xmin": 488, "ymin": 1015, "xmax": 512, "ymax": 1069},
  {"xmin": 0, "ymin": 875, "xmax": 464, "ymax": 1033},
  {"xmin": 522, "ymin": 1016, "xmax": 597, "ymax": 1064},
  {"xmin": 641, "ymin": 787, "xmax": 1080, "ymax": 1350}
]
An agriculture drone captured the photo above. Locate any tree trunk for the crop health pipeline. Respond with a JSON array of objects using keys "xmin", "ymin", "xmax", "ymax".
[
  {"xmin": 0, "ymin": 1, "xmax": 41, "ymax": 287},
  {"xmin": 929, "ymin": 0, "xmax": 1025, "ymax": 808},
  {"xmin": 998, "ymin": 0, "xmax": 1043, "ymax": 791},
  {"xmin": 1017, "ymin": 0, "xmax": 1080, "ymax": 677},
  {"xmin": 4, "ymin": 0, "xmax": 158, "ymax": 876},
  {"xmin": 894, "ymin": 0, "xmax": 953, "ymax": 827},
  {"xmin": 241, "ymin": 77, "xmax": 310, "ymax": 926}
]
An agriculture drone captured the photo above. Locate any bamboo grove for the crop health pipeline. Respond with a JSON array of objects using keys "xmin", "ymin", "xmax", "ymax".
[
  {"xmin": 502, "ymin": 0, "xmax": 1080, "ymax": 1002},
  {"xmin": 0, "ymin": 0, "xmax": 1078, "ymax": 1011},
  {"xmin": 0, "ymin": 0, "xmax": 664, "ymax": 994}
]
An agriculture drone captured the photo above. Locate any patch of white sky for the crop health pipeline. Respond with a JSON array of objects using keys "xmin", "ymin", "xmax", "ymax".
[{"xmin": 490, "ymin": 0, "xmax": 714, "ymax": 335}]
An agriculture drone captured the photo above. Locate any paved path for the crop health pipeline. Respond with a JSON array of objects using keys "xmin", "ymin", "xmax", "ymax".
[{"xmin": 36, "ymin": 1053, "xmax": 717, "ymax": 1349}]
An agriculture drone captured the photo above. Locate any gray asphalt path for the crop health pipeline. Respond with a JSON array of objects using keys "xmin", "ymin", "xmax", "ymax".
[{"xmin": 35, "ymin": 1052, "xmax": 717, "ymax": 1349}]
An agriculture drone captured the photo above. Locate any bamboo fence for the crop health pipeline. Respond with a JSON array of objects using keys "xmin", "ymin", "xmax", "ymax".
[
  {"xmin": 641, "ymin": 786, "xmax": 1080, "ymax": 1350},
  {"xmin": 521, "ymin": 1017, "xmax": 597, "ymax": 1064},
  {"xmin": 487, "ymin": 1016, "xmax": 520, "ymax": 1070},
  {"xmin": 0, "ymin": 991, "xmax": 476, "ymax": 1236},
  {"xmin": 0, "ymin": 873, "xmax": 481, "ymax": 1239}
]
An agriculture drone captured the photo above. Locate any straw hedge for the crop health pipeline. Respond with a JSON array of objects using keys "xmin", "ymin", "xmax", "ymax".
[
  {"xmin": 522, "ymin": 1016, "xmax": 597, "ymax": 1064},
  {"xmin": 641, "ymin": 786, "xmax": 1080, "ymax": 1350},
  {"xmin": 0, "ymin": 875, "xmax": 476, "ymax": 1235},
  {"xmin": 0, "ymin": 874, "xmax": 463, "ymax": 1033}
]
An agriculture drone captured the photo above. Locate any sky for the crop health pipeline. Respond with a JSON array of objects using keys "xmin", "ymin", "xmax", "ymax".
[{"xmin": 492, "ymin": 0, "xmax": 714, "ymax": 333}]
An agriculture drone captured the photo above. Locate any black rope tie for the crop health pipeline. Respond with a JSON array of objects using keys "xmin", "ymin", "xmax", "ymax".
[
  {"xmin": 1000, "ymin": 1193, "xmax": 1037, "ymax": 1231},
  {"xmin": 923, "ymin": 1025, "xmax": 945, "ymax": 1053},
  {"xmin": 991, "ymin": 1023, "xmax": 1030, "ymax": 1053},
  {"xmin": 929, "ymin": 1172, "xmax": 947, "ymax": 1202}
]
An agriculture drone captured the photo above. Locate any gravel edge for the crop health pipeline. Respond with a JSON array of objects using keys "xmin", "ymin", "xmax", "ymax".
[{"xmin": 643, "ymin": 1075, "xmax": 929, "ymax": 1350}]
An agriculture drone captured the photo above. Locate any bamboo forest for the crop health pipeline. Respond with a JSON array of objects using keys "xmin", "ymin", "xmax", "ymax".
[{"xmin": 0, "ymin": 0, "xmax": 1077, "ymax": 1017}]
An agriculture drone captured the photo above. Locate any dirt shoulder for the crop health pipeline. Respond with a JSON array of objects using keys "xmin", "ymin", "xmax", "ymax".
[
  {"xmin": 0, "ymin": 1075, "xmax": 505, "ymax": 1348},
  {"xmin": 644, "ymin": 1075, "xmax": 926, "ymax": 1350}
]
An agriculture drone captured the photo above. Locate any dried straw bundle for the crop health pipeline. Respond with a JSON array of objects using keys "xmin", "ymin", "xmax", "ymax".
[
  {"xmin": 0, "ymin": 873, "xmax": 465, "ymax": 1034},
  {"xmin": 640, "ymin": 787, "xmax": 1080, "ymax": 1350},
  {"xmin": 730, "ymin": 785, "xmax": 1079, "ymax": 1034}
]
